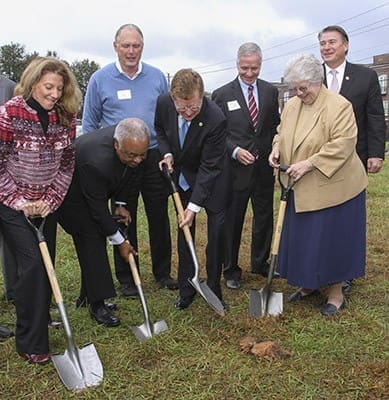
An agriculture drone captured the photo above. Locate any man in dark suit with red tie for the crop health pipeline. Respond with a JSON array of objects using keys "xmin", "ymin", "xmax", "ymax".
[
  {"xmin": 212, "ymin": 42, "xmax": 280, "ymax": 289},
  {"xmin": 155, "ymin": 68, "xmax": 230, "ymax": 310},
  {"xmin": 318, "ymin": 25, "xmax": 386, "ymax": 173}
]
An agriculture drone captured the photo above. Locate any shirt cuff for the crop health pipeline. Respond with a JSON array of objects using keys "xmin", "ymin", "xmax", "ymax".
[
  {"xmin": 232, "ymin": 147, "xmax": 240, "ymax": 159},
  {"xmin": 107, "ymin": 230, "xmax": 126, "ymax": 245},
  {"xmin": 187, "ymin": 202, "xmax": 201, "ymax": 213}
]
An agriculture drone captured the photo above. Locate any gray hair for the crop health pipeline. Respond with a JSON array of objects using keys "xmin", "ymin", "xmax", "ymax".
[
  {"xmin": 113, "ymin": 118, "xmax": 150, "ymax": 146},
  {"xmin": 237, "ymin": 42, "xmax": 262, "ymax": 61},
  {"xmin": 114, "ymin": 23, "xmax": 144, "ymax": 43},
  {"xmin": 283, "ymin": 54, "xmax": 323, "ymax": 84}
]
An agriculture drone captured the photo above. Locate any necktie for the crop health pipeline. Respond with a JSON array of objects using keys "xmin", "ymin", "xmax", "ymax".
[
  {"xmin": 248, "ymin": 85, "xmax": 258, "ymax": 130},
  {"xmin": 179, "ymin": 120, "xmax": 188, "ymax": 148},
  {"xmin": 178, "ymin": 120, "xmax": 190, "ymax": 191},
  {"xmin": 329, "ymin": 70, "xmax": 339, "ymax": 93}
]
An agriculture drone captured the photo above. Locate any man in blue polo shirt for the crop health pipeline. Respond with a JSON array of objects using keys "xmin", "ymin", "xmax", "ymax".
[{"xmin": 82, "ymin": 23, "xmax": 177, "ymax": 299}]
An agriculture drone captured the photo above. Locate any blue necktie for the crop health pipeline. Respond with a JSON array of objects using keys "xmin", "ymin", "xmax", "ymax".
[{"xmin": 179, "ymin": 120, "xmax": 190, "ymax": 191}]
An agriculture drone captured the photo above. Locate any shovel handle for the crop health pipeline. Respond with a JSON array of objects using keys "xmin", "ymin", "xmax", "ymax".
[
  {"xmin": 270, "ymin": 200, "xmax": 287, "ymax": 256},
  {"xmin": 39, "ymin": 241, "xmax": 63, "ymax": 303},
  {"xmin": 128, "ymin": 253, "xmax": 141, "ymax": 286}
]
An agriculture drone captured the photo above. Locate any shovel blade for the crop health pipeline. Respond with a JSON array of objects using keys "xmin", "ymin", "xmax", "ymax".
[
  {"xmin": 131, "ymin": 319, "xmax": 169, "ymax": 342},
  {"xmin": 189, "ymin": 278, "xmax": 226, "ymax": 316},
  {"xmin": 52, "ymin": 343, "xmax": 103, "ymax": 391},
  {"xmin": 249, "ymin": 289, "xmax": 283, "ymax": 317}
]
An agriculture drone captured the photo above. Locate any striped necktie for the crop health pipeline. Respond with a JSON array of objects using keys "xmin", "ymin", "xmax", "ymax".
[{"xmin": 248, "ymin": 85, "xmax": 258, "ymax": 130}]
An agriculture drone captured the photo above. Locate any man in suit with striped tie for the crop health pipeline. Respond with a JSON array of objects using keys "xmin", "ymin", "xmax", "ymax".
[{"xmin": 212, "ymin": 42, "xmax": 280, "ymax": 290}]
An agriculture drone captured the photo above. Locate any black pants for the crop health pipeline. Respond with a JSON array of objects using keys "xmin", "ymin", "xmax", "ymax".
[
  {"xmin": 0, "ymin": 204, "xmax": 56, "ymax": 354},
  {"xmin": 176, "ymin": 190, "xmax": 225, "ymax": 301},
  {"xmin": 224, "ymin": 172, "xmax": 274, "ymax": 280},
  {"xmin": 113, "ymin": 148, "xmax": 172, "ymax": 285}
]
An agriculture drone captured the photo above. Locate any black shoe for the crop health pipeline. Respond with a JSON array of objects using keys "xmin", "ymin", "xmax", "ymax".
[
  {"xmin": 48, "ymin": 319, "xmax": 62, "ymax": 329},
  {"xmin": 158, "ymin": 276, "xmax": 179, "ymax": 290},
  {"xmin": 174, "ymin": 295, "xmax": 195, "ymax": 310},
  {"xmin": 226, "ymin": 279, "xmax": 240, "ymax": 290},
  {"xmin": 288, "ymin": 289, "xmax": 318, "ymax": 303},
  {"xmin": 0, "ymin": 325, "xmax": 14, "ymax": 339},
  {"xmin": 342, "ymin": 280, "xmax": 353, "ymax": 293},
  {"xmin": 120, "ymin": 284, "xmax": 139, "ymax": 299},
  {"xmin": 320, "ymin": 299, "xmax": 345, "ymax": 316},
  {"xmin": 251, "ymin": 262, "xmax": 280, "ymax": 278},
  {"xmin": 89, "ymin": 302, "xmax": 121, "ymax": 327},
  {"xmin": 75, "ymin": 297, "xmax": 118, "ymax": 311}
]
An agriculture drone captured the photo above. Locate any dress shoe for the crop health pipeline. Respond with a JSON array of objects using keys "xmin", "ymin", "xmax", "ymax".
[
  {"xmin": 251, "ymin": 262, "xmax": 280, "ymax": 278},
  {"xmin": 226, "ymin": 279, "xmax": 241, "ymax": 290},
  {"xmin": 320, "ymin": 299, "xmax": 346, "ymax": 316},
  {"xmin": 48, "ymin": 319, "xmax": 62, "ymax": 329},
  {"xmin": 75, "ymin": 297, "xmax": 118, "ymax": 311},
  {"xmin": 89, "ymin": 302, "xmax": 120, "ymax": 327},
  {"xmin": 342, "ymin": 280, "xmax": 353, "ymax": 293},
  {"xmin": 288, "ymin": 289, "xmax": 318, "ymax": 303},
  {"xmin": 120, "ymin": 284, "xmax": 139, "ymax": 299},
  {"xmin": 0, "ymin": 325, "xmax": 14, "ymax": 339},
  {"xmin": 174, "ymin": 295, "xmax": 195, "ymax": 310},
  {"xmin": 18, "ymin": 352, "xmax": 51, "ymax": 364},
  {"xmin": 158, "ymin": 276, "xmax": 179, "ymax": 290}
]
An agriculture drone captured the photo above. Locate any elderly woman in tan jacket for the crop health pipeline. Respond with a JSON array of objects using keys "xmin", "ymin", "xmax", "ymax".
[{"xmin": 269, "ymin": 54, "xmax": 368, "ymax": 316}]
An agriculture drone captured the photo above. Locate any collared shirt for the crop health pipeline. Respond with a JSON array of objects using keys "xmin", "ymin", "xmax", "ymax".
[
  {"xmin": 115, "ymin": 60, "xmax": 143, "ymax": 80},
  {"xmin": 324, "ymin": 60, "xmax": 346, "ymax": 92}
]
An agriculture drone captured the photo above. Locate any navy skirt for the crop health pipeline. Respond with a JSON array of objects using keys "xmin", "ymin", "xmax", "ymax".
[{"xmin": 277, "ymin": 190, "xmax": 366, "ymax": 290}]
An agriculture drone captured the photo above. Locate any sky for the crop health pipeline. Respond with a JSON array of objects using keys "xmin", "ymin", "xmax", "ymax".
[{"xmin": 1, "ymin": 0, "xmax": 388, "ymax": 92}]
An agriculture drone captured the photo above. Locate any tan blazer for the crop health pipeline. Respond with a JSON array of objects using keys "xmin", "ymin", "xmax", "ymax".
[{"xmin": 273, "ymin": 85, "xmax": 368, "ymax": 212}]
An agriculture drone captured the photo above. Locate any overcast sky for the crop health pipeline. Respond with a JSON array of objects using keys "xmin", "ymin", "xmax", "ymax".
[{"xmin": 2, "ymin": 0, "xmax": 388, "ymax": 91}]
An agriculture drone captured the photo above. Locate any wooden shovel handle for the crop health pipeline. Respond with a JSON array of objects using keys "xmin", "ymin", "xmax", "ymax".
[{"xmin": 128, "ymin": 252, "xmax": 141, "ymax": 286}]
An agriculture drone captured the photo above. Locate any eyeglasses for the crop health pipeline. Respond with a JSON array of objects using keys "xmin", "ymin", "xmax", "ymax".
[
  {"xmin": 288, "ymin": 84, "xmax": 311, "ymax": 95},
  {"xmin": 174, "ymin": 101, "xmax": 202, "ymax": 113}
]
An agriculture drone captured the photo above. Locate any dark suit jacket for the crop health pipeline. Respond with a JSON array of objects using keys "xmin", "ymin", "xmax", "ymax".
[
  {"xmin": 155, "ymin": 95, "xmax": 230, "ymax": 213},
  {"xmin": 59, "ymin": 125, "xmax": 140, "ymax": 237},
  {"xmin": 323, "ymin": 61, "xmax": 386, "ymax": 163},
  {"xmin": 0, "ymin": 76, "xmax": 15, "ymax": 106},
  {"xmin": 211, "ymin": 77, "xmax": 280, "ymax": 190}
]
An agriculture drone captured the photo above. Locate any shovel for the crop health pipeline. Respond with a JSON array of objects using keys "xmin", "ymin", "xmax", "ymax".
[
  {"xmin": 162, "ymin": 164, "xmax": 226, "ymax": 316},
  {"xmin": 127, "ymin": 252, "xmax": 168, "ymax": 341},
  {"xmin": 26, "ymin": 217, "xmax": 103, "ymax": 390},
  {"xmin": 249, "ymin": 166, "xmax": 294, "ymax": 317}
]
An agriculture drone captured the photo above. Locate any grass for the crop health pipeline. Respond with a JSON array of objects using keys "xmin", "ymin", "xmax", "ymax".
[{"xmin": 0, "ymin": 164, "xmax": 388, "ymax": 400}]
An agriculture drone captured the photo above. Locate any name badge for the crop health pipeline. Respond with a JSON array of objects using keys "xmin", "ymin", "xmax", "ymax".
[
  {"xmin": 117, "ymin": 89, "xmax": 132, "ymax": 100},
  {"xmin": 227, "ymin": 100, "xmax": 240, "ymax": 111}
]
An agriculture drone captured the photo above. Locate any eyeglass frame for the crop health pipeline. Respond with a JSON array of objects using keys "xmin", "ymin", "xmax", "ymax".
[{"xmin": 173, "ymin": 99, "xmax": 203, "ymax": 113}]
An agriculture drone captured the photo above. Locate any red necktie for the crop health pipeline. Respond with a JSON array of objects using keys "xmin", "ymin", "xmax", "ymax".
[{"xmin": 248, "ymin": 85, "xmax": 258, "ymax": 130}]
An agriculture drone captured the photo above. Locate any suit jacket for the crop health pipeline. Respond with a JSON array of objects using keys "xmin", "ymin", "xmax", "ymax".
[
  {"xmin": 323, "ymin": 61, "xmax": 386, "ymax": 163},
  {"xmin": 274, "ymin": 85, "xmax": 368, "ymax": 213},
  {"xmin": 212, "ymin": 77, "xmax": 280, "ymax": 190},
  {"xmin": 155, "ymin": 95, "xmax": 230, "ymax": 213},
  {"xmin": 59, "ymin": 125, "xmax": 140, "ymax": 237},
  {"xmin": 0, "ymin": 76, "xmax": 16, "ymax": 105}
]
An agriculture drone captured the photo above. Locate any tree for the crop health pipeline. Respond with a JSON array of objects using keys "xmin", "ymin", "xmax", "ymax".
[
  {"xmin": 0, "ymin": 42, "xmax": 38, "ymax": 82},
  {"xmin": 70, "ymin": 59, "xmax": 100, "ymax": 117}
]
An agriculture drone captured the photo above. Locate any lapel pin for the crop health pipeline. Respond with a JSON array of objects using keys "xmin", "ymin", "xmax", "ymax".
[
  {"xmin": 199, "ymin": 122, "xmax": 203, "ymax": 127},
  {"xmin": 345, "ymin": 76, "xmax": 350, "ymax": 80}
]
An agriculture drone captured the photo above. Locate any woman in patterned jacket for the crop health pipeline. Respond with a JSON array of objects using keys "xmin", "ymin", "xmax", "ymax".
[{"xmin": 0, "ymin": 57, "xmax": 81, "ymax": 364}]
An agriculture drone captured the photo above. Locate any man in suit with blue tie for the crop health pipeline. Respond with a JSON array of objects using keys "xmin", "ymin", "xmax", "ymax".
[
  {"xmin": 212, "ymin": 42, "xmax": 280, "ymax": 290},
  {"xmin": 155, "ymin": 68, "xmax": 230, "ymax": 310},
  {"xmin": 319, "ymin": 25, "xmax": 386, "ymax": 292}
]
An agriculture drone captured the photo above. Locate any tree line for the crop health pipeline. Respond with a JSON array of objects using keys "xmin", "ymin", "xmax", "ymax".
[{"xmin": 0, "ymin": 42, "xmax": 100, "ymax": 117}]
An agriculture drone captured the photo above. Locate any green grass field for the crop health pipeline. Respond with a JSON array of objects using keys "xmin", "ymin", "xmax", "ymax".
[{"xmin": 0, "ymin": 164, "xmax": 388, "ymax": 400}]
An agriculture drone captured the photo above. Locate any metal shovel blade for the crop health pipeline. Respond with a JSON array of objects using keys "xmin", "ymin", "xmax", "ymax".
[
  {"xmin": 249, "ymin": 288, "xmax": 283, "ymax": 317},
  {"xmin": 189, "ymin": 278, "xmax": 226, "ymax": 316},
  {"xmin": 131, "ymin": 319, "xmax": 169, "ymax": 342},
  {"xmin": 51, "ymin": 343, "xmax": 103, "ymax": 391}
]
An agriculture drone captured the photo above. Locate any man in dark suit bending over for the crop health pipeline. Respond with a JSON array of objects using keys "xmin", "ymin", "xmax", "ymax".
[{"xmin": 156, "ymin": 68, "xmax": 230, "ymax": 310}]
